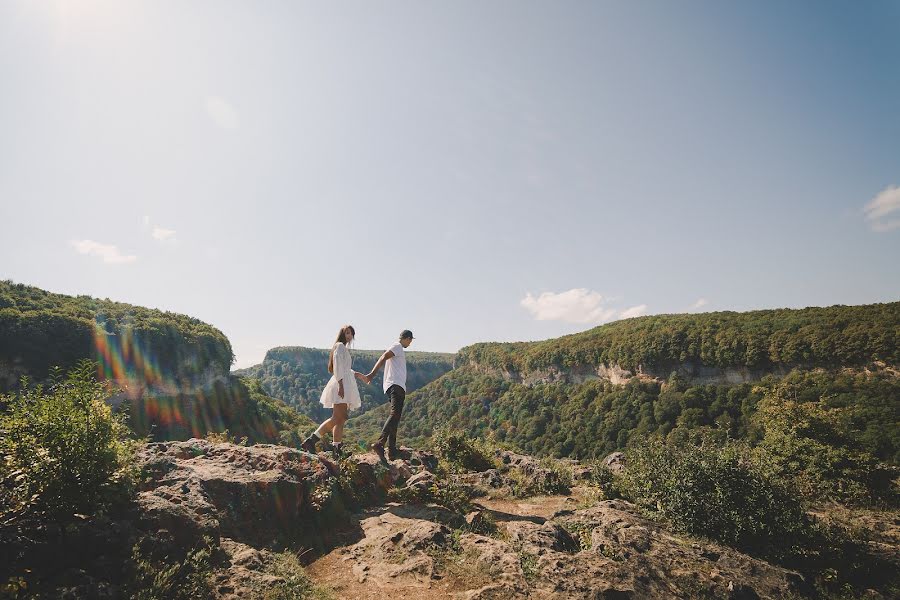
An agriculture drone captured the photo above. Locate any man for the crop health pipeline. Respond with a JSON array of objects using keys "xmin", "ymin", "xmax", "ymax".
[{"xmin": 365, "ymin": 329, "xmax": 414, "ymax": 461}]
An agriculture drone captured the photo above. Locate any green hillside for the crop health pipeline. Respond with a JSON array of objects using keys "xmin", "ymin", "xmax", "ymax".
[
  {"xmin": 459, "ymin": 302, "xmax": 900, "ymax": 375},
  {"xmin": 235, "ymin": 346, "xmax": 455, "ymax": 421},
  {"xmin": 0, "ymin": 281, "xmax": 314, "ymax": 448},
  {"xmin": 351, "ymin": 302, "xmax": 900, "ymax": 469},
  {"xmin": 0, "ymin": 280, "xmax": 233, "ymax": 392}
]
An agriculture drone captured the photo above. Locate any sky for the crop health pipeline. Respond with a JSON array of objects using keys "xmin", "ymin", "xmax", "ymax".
[{"xmin": 1, "ymin": 1, "xmax": 898, "ymax": 369}]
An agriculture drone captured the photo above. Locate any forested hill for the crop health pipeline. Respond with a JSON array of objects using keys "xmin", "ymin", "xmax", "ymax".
[
  {"xmin": 351, "ymin": 301, "xmax": 900, "ymax": 464},
  {"xmin": 235, "ymin": 346, "xmax": 455, "ymax": 421},
  {"xmin": 0, "ymin": 280, "xmax": 233, "ymax": 392},
  {"xmin": 458, "ymin": 302, "xmax": 900, "ymax": 381}
]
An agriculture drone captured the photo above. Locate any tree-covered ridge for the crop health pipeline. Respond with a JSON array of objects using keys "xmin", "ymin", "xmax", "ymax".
[
  {"xmin": 0, "ymin": 280, "xmax": 233, "ymax": 391},
  {"xmin": 235, "ymin": 346, "xmax": 455, "ymax": 421},
  {"xmin": 457, "ymin": 302, "xmax": 900, "ymax": 375}
]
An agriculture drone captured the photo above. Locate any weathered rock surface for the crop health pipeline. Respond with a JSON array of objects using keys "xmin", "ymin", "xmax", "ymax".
[{"xmin": 137, "ymin": 439, "xmax": 334, "ymax": 546}]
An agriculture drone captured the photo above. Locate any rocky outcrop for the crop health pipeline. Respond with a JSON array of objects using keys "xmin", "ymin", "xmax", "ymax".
[
  {"xmin": 323, "ymin": 495, "xmax": 808, "ymax": 599},
  {"xmin": 6, "ymin": 440, "xmax": 832, "ymax": 599},
  {"xmin": 136, "ymin": 439, "xmax": 337, "ymax": 547}
]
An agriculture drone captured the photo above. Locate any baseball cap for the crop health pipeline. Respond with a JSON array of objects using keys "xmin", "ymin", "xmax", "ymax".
[{"xmin": 400, "ymin": 329, "xmax": 414, "ymax": 340}]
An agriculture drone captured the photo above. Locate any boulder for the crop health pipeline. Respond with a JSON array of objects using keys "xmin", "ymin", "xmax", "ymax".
[
  {"xmin": 136, "ymin": 439, "xmax": 333, "ymax": 546},
  {"xmin": 601, "ymin": 451, "xmax": 626, "ymax": 474}
]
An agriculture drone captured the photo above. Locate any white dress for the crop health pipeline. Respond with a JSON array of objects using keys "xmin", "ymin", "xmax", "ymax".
[{"xmin": 320, "ymin": 342, "xmax": 362, "ymax": 411}]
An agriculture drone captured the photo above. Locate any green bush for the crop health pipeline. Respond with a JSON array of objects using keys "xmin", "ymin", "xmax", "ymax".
[
  {"xmin": 387, "ymin": 478, "xmax": 475, "ymax": 514},
  {"xmin": 125, "ymin": 536, "xmax": 215, "ymax": 600},
  {"xmin": 431, "ymin": 427, "xmax": 495, "ymax": 473},
  {"xmin": 753, "ymin": 385, "xmax": 898, "ymax": 505},
  {"xmin": 617, "ymin": 432, "xmax": 811, "ymax": 561},
  {"xmin": 0, "ymin": 362, "xmax": 137, "ymax": 521},
  {"xmin": 590, "ymin": 463, "xmax": 623, "ymax": 500}
]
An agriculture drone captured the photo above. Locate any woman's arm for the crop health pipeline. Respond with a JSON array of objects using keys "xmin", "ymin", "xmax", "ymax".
[{"xmin": 335, "ymin": 344, "xmax": 349, "ymax": 398}]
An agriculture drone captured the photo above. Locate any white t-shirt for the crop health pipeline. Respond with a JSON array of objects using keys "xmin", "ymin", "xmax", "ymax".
[{"xmin": 383, "ymin": 342, "xmax": 407, "ymax": 392}]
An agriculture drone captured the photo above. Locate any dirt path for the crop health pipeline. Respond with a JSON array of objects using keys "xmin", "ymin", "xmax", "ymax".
[{"xmin": 305, "ymin": 489, "xmax": 591, "ymax": 599}]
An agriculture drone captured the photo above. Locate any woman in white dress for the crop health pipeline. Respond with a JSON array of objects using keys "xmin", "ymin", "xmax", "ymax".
[{"xmin": 300, "ymin": 325, "xmax": 366, "ymax": 459}]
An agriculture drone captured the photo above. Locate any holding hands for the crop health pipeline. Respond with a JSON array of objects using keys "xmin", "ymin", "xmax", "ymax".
[{"xmin": 355, "ymin": 371, "xmax": 373, "ymax": 385}]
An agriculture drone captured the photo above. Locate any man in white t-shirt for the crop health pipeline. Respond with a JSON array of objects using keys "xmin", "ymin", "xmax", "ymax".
[{"xmin": 365, "ymin": 329, "xmax": 414, "ymax": 461}]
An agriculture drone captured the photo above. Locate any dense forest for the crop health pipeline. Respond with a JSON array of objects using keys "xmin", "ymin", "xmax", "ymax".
[
  {"xmin": 351, "ymin": 365, "xmax": 900, "ymax": 466},
  {"xmin": 235, "ymin": 346, "xmax": 455, "ymax": 421},
  {"xmin": 459, "ymin": 302, "xmax": 900, "ymax": 375},
  {"xmin": 352, "ymin": 302, "xmax": 900, "ymax": 471},
  {"xmin": 0, "ymin": 281, "xmax": 233, "ymax": 392}
]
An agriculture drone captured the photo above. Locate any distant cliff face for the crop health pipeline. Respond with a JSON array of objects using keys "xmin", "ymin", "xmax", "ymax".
[{"xmin": 469, "ymin": 359, "xmax": 798, "ymax": 387}]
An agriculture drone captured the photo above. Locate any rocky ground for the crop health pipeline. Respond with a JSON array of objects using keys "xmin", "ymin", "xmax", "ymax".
[{"xmin": 3, "ymin": 440, "xmax": 897, "ymax": 599}]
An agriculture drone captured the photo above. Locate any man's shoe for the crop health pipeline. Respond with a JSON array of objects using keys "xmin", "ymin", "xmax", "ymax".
[
  {"xmin": 387, "ymin": 447, "xmax": 400, "ymax": 461},
  {"xmin": 371, "ymin": 441, "xmax": 386, "ymax": 462}
]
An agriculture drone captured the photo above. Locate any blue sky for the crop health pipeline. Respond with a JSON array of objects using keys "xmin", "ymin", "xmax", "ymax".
[{"xmin": 1, "ymin": 1, "xmax": 898, "ymax": 368}]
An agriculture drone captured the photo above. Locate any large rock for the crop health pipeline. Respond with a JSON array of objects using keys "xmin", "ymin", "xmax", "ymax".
[
  {"xmin": 136, "ymin": 439, "xmax": 333, "ymax": 546},
  {"xmin": 601, "ymin": 451, "xmax": 626, "ymax": 474},
  {"xmin": 548, "ymin": 500, "xmax": 808, "ymax": 599},
  {"xmin": 345, "ymin": 508, "xmax": 454, "ymax": 586}
]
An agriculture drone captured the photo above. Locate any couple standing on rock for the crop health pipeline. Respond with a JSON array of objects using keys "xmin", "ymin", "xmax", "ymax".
[{"xmin": 300, "ymin": 326, "xmax": 414, "ymax": 461}]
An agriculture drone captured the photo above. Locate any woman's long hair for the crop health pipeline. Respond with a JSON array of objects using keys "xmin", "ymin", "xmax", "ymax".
[{"xmin": 328, "ymin": 325, "xmax": 355, "ymax": 374}]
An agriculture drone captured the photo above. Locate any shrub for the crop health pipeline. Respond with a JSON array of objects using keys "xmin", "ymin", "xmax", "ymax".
[
  {"xmin": 590, "ymin": 463, "xmax": 623, "ymax": 500},
  {"xmin": 617, "ymin": 432, "xmax": 811, "ymax": 561},
  {"xmin": 431, "ymin": 427, "xmax": 495, "ymax": 473},
  {"xmin": 387, "ymin": 478, "xmax": 475, "ymax": 514},
  {"xmin": 125, "ymin": 536, "xmax": 215, "ymax": 600},
  {"xmin": 753, "ymin": 386, "xmax": 898, "ymax": 505},
  {"xmin": 429, "ymin": 480, "xmax": 475, "ymax": 513},
  {"xmin": 0, "ymin": 362, "xmax": 137, "ymax": 521}
]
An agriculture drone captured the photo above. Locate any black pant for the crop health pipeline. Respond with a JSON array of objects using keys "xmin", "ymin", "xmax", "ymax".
[{"xmin": 377, "ymin": 385, "xmax": 405, "ymax": 449}]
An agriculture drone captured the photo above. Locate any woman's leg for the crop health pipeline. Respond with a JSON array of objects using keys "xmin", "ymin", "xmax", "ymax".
[
  {"xmin": 315, "ymin": 417, "xmax": 335, "ymax": 438},
  {"xmin": 332, "ymin": 403, "xmax": 349, "ymax": 443}
]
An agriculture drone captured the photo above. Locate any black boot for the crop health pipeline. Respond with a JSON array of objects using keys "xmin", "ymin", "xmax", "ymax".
[
  {"xmin": 331, "ymin": 443, "xmax": 344, "ymax": 461},
  {"xmin": 371, "ymin": 440, "xmax": 386, "ymax": 462},
  {"xmin": 301, "ymin": 433, "xmax": 320, "ymax": 454}
]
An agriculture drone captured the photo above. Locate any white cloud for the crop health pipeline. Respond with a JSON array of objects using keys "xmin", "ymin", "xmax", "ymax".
[
  {"xmin": 152, "ymin": 227, "xmax": 177, "ymax": 242},
  {"xmin": 864, "ymin": 185, "xmax": 900, "ymax": 232},
  {"xmin": 521, "ymin": 288, "xmax": 617, "ymax": 324},
  {"xmin": 619, "ymin": 304, "xmax": 648, "ymax": 319},
  {"xmin": 690, "ymin": 298, "xmax": 708, "ymax": 310},
  {"xmin": 206, "ymin": 96, "xmax": 239, "ymax": 130},
  {"xmin": 71, "ymin": 240, "xmax": 137, "ymax": 264}
]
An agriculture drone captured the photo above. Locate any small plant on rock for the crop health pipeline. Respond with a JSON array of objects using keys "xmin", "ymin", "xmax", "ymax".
[
  {"xmin": 125, "ymin": 535, "xmax": 216, "ymax": 600},
  {"xmin": 431, "ymin": 427, "xmax": 495, "ymax": 473}
]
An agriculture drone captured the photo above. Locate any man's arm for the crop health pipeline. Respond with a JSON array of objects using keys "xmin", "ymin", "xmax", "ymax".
[{"xmin": 365, "ymin": 350, "xmax": 395, "ymax": 383}]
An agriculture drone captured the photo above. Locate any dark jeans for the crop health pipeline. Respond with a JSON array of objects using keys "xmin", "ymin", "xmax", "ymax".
[{"xmin": 377, "ymin": 385, "xmax": 405, "ymax": 449}]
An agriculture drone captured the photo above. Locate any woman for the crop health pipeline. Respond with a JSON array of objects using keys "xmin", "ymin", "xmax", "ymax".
[{"xmin": 300, "ymin": 325, "xmax": 367, "ymax": 459}]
